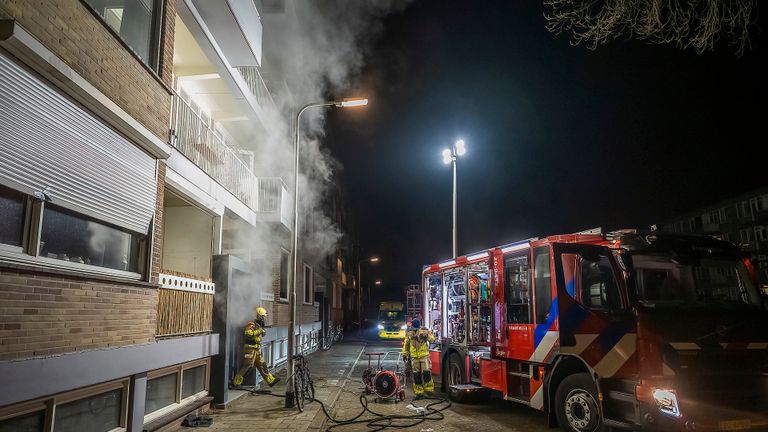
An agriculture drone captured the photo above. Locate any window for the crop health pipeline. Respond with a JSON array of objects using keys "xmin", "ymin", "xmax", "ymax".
[
  {"xmin": 755, "ymin": 226, "xmax": 768, "ymax": 242},
  {"xmin": 145, "ymin": 373, "xmax": 177, "ymax": 415},
  {"xmin": 55, "ymin": 388, "xmax": 122, "ymax": 432},
  {"xmin": 40, "ymin": 203, "xmax": 144, "ymax": 272},
  {"xmin": 750, "ymin": 197, "xmax": 764, "ymax": 215},
  {"xmin": 181, "ymin": 366, "xmax": 206, "ymax": 399},
  {"xmin": 82, "ymin": 0, "xmax": 164, "ymax": 71},
  {"xmin": 0, "ymin": 382, "xmax": 129, "ymax": 432},
  {"xmin": 736, "ymin": 201, "xmax": 750, "ymax": 219},
  {"xmin": 688, "ymin": 216, "xmax": 701, "ymax": 232},
  {"xmin": 304, "ymin": 264, "xmax": 313, "ymax": 304},
  {"xmin": 505, "ymin": 253, "xmax": 531, "ymax": 324},
  {"xmin": 0, "ymin": 185, "xmax": 24, "ymax": 248},
  {"xmin": 740, "ymin": 229, "xmax": 753, "ymax": 244},
  {"xmin": 0, "ymin": 409, "xmax": 44, "ymax": 432},
  {"xmin": 279, "ymin": 251, "xmax": 289, "ymax": 300},
  {"xmin": 563, "ymin": 252, "xmax": 621, "ymax": 310},
  {"xmin": 707, "ymin": 209, "xmax": 726, "ymax": 225},
  {"xmin": 533, "ymin": 247, "xmax": 552, "ymax": 324}
]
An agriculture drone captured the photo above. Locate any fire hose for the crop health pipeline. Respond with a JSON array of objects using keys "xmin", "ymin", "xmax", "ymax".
[{"xmin": 251, "ymin": 374, "xmax": 451, "ymax": 431}]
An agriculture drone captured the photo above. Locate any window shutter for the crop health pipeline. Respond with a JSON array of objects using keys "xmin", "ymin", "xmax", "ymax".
[{"xmin": 0, "ymin": 51, "xmax": 157, "ymax": 234}]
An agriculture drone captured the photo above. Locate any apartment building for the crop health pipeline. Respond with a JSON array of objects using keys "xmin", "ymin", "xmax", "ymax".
[
  {"xmin": 1, "ymin": 0, "xmax": 351, "ymax": 430},
  {"xmin": 0, "ymin": 0, "xmax": 220, "ymax": 431},
  {"xmin": 660, "ymin": 185, "xmax": 768, "ymax": 285}
]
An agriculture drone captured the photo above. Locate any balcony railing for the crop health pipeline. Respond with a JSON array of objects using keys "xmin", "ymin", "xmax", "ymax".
[
  {"xmin": 156, "ymin": 271, "xmax": 215, "ymax": 337},
  {"xmin": 236, "ymin": 66, "xmax": 276, "ymax": 110},
  {"xmin": 171, "ymin": 92, "xmax": 257, "ymax": 209}
]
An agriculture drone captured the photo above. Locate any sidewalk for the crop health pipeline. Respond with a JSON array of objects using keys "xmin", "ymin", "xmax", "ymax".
[{"xmin": 169, "ymin": 341, "xmax": 366, "ymax": 432}]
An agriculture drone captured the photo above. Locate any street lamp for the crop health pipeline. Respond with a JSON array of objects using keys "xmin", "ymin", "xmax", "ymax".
[
  {"xmin": 357, "ymin": 256, "xmax": 379, "ymax": 331},
  {"xmin": 286, "ymin": 97, "xmax": 368, "ymax": 408},
  {"xmin": 442, "ymin": 139, "xmax": 466, "ymax": 258},
  {"xmin": 369, "ymin": 279, "xmax": 382, "ymax": 309}
]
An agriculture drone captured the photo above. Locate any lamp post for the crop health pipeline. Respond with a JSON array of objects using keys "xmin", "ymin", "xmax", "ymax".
[
  {"xmin": 356, "ymin": 256, "xmax": 379, "ymax": 331},
  {"xmin": 286, "ymin": 97, "xmax": 368, "ymax": 408},
  {"xmin": 369, "ymin": 279, "xmax": 382, "ymax": 309},
  {"xmin": 442, "ymin": 139, "xmax": 466, "ymax": 258}
]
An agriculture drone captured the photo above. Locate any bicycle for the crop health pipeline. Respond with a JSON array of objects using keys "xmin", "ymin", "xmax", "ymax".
[
  {"xmin": 321, "ymin": 324, "xmax": 344, "ymax": 351},
  {"xmin": 292, "ymin": 354, "xmax": 315, "ymax": 411}
]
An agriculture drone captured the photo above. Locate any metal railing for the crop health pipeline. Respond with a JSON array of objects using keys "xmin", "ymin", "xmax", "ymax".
[
  {"xmin": 171, "ymin": 91, "xmax": 258, "ymax": 209},
  {"xmin": 256, "ymin": 177, "xmax": 286, "ymax": 212},
  {"xmin": 236, "ymin": 66, "xmax": 276, "ymax": 110}
]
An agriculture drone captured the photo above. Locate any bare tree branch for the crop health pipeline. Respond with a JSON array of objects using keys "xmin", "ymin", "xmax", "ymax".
[{"xmin": 544, "ymin": 0, "xmax": 759, "ymax": 56}]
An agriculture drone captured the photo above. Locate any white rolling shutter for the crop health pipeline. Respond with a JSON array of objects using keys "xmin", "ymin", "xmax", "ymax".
[{"xmin": 0, "ymin": 51, "xmax": 157, "ymax": 234}]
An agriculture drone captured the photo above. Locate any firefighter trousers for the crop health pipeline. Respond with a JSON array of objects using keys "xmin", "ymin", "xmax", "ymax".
[
  {"xmin": 411, "ymin": 357, "xmax": 434, "ymax": 395},
  {"xmin": 233, "ymin": 345, "xmax": 276, "ymax": 386}
]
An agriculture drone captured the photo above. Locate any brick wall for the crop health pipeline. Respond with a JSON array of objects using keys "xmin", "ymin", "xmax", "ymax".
[
  {"xmin": 151, "ymin": 161, "xmax": 167, "ymax": 284},
  {"xmin": 0, "ymin": 270, "xmax": 158, "ymax": 362},
  {"xmin": 0, "ymin": 0, "xmax": 176, "ymax": 142}
]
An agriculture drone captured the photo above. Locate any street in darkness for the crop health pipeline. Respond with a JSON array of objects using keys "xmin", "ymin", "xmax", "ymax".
[{"xmin": 0, "ymin": 1, "xmax": 767, "ymax": 432}]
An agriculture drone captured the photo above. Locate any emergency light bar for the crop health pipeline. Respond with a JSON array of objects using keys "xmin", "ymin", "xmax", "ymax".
[
  {"xmin": 501, "ymin": 242, "xmax": 530, "ymax": 253},
  {"xmin": 466, "ymin": 252, "xmax": 489, "ymax": 261},
  {"xmin": 439, "ymin": 259, "xmax": 456, "ymax": 268}
]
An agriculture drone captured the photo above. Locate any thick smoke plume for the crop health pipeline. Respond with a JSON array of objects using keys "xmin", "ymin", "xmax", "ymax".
[{"xmin": 224, "ymin": 0, "xmax": 409, "ymax": 325}]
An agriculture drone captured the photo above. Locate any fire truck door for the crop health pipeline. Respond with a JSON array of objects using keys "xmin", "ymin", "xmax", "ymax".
[{"xmin": 553, "ymin": 244, "xmax": 635, "ymax": 378}]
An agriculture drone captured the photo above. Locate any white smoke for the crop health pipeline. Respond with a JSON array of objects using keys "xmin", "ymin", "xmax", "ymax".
[{"xmin": 221, "ymin": 0, "xmax": 410, "ymax": 325}]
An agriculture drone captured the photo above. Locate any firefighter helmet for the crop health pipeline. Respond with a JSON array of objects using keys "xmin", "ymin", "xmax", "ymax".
[
  {"xmin": 255, "ymin": 307, "xmax": 268, "ymax": 318},
  {"xmin": 411, "ymin": 318, "xmax": 421, "ymax": 329}
]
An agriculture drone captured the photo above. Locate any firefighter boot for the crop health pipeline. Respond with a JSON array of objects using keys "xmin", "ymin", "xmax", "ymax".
[
  {"xmin": 266, "ymin": 374, "xmax": 280, "ymax": 387},
  {"xmin": 232, "ymin": 374, "xmax": 244, "ymax": 387}
]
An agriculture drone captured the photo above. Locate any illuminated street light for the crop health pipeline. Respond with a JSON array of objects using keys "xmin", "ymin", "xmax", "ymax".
[
  {"xmin": 442, "ymin": 139, "xmax": 466, "ymax": 258},
  {"xmin": 336, "ymin": 98, "xmax": 369, "ymax": 108},
  {"xmin": 375, "ymin": 280, "xmax": 382, "ymax": 285},
  {"xmin": 286, "ymin": 97, "xmax": 368, "ymax": 408}
]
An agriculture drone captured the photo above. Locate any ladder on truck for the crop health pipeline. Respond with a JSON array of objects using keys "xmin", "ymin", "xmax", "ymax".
[{"xmin": 405, "ymin": 284, "xmax": 421, "ymax": 322}]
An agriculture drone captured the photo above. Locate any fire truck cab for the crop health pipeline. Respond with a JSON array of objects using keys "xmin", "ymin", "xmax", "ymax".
[{"xmin": 422, "ymin": 230, "xmax": 768, "ymax": 431}]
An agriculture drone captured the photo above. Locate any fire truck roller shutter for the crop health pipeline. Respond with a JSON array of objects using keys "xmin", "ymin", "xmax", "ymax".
[{"xmin": 0, "ymin": 51, "xmax": 156, "ymax": 235}]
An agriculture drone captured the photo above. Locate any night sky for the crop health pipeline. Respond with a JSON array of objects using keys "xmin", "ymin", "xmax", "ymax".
[{"xmin": 325, "ymin": 1, "xmax": 767, "ymax": 306}]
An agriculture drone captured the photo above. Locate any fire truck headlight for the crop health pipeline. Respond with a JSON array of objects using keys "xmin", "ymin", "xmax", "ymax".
[
  {"xmin": 652, "ymin": 389, "xmax": 682, "ymax": 418},
  {"xmin": 401, "ymin": 325, "xmax": 407, "ymax": 330},
  {"xmin": 377, "ymin": 324, "xmax": 384, "ymax": 330}
]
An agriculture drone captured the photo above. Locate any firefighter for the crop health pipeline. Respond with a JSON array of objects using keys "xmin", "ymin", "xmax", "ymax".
[
  {"xmin": 402, "ymin": 318, "xmax": 435, "ymax": 398},
  {"xmin": 232, "ymin": 307, "xmax": 280, "ymax": 387}
]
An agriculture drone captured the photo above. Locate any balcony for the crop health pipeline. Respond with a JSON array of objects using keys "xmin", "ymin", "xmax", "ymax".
[
  {"xmin": 157, "ymin": 271, "xmax": 215, "ymax": 337},
  {"xmin": 170, "ymin": 92, "xmax": 291, "ymax": 228},
  {"xmin": 254, "ymin": 177, "xmax": 291, "ymax": 227},
  {"xmin": 236, "ymin": 66, "xmax": 276, "ymax": 112},
  {"xmin": 170, "ymin": 91, "xmax": 256, "ymax": 208}
]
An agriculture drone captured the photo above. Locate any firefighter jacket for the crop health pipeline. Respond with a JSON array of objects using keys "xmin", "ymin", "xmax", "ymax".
[
  {"xmin": 244, "ymin": 321, "xmax": 266, "ymax": 348},
  {"xmin": 402, "ymin": 328, "xmax": 434, "ymax": 359}
]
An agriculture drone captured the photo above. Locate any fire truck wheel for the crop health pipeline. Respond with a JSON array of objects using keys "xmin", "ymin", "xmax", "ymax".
[
  {"xmin": 554, "ymin": 373, "xmax": 605, "ymax": 432},
  {"xmin": 446, "ymin": 353, "xmax": 470, "ymax": 403}
]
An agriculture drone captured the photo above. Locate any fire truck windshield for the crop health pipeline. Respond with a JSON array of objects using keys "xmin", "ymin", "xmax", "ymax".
[{"xmin": 632, "ymin": 255, "xmax": 761, "ymax": 308}]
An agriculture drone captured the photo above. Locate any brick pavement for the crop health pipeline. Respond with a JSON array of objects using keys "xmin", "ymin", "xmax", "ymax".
[{"xmin": 168, "ymin": 341, "xmax": 366, "ymax": 432}]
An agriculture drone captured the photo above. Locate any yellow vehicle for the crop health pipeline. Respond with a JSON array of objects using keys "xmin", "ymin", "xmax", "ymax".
[{"xmin": 377, "ymin": 301, "xmax": 407, "ymax": 339}]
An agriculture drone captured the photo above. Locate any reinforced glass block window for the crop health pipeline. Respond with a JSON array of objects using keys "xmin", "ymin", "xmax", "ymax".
[
  {"xmin": 181, "ymin": 365, "xmax": 206, "ymax": 399},
  {"xmin": 145, "ymin": 373, "xmax": 178, "ymax": 415},
  {"xmin": 54, "ymin": 388, "xmax": 122, "ymax": 432},
  {"xmin": 0, "ymin": 185, "xmax": 24, "ymax": 248},
  {"xmin": 82, "ymin": 0, "xmax": 163, "ymax": 70},
  {"xmin": 40, "ymin": 204, "xmax": 143, "ymax": 272},
  {"xmin": 0, "ymin": 409, "xmax": 44, "ymax": 432}
]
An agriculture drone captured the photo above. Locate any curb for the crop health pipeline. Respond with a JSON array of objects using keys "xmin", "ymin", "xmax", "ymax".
[{"xmin": 310, "ymin": 344, "xmax": 366, "ymax": 430}]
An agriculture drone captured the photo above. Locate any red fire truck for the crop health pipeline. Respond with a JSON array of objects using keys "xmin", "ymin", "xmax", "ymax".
[{"xmin": 422, "ymin": 229, "xmax": 768, "ymax": 431}]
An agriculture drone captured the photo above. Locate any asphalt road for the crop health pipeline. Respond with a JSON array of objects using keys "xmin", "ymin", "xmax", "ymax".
[{"xmin": 320, "ymin": 328, "xmax": 550, "ymax": 432}]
